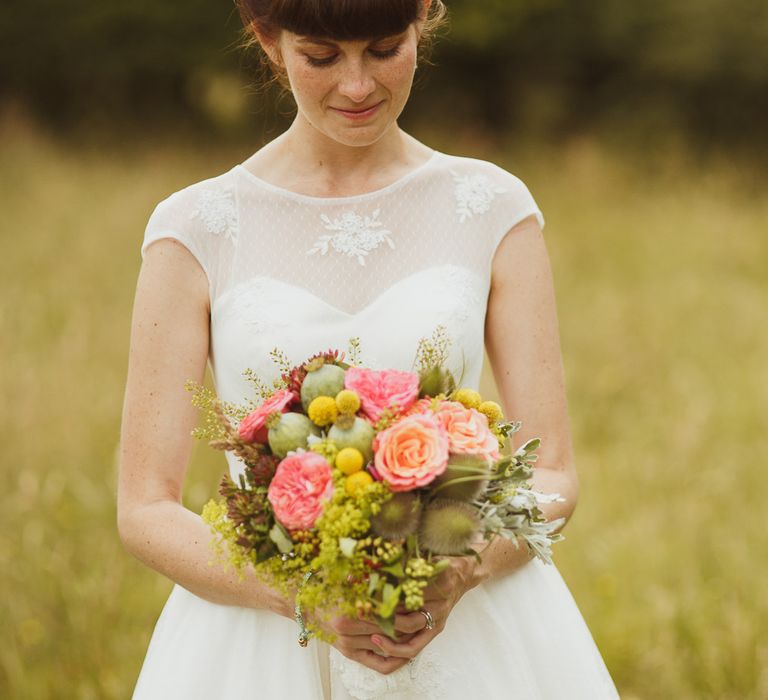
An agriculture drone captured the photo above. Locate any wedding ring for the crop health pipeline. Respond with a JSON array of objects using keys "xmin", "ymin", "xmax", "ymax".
[{"xmin": 419, "ymin": 609, "xmax": 435, "ymax": 630}]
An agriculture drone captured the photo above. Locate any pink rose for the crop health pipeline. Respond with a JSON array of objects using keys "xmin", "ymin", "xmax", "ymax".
[
  {"xmin": 372, "ymin": 413, "xmax": 449, "ymax": 492},
  {"xmin": 433, "ymin": 400, "xmax": 501, "ymax": 462},
  {"xmin": 238, "ymin": 389, "xmax": 295, "ymax": 443},
  {"xmin": 267, "ymin": 451, "xmax": 333, "ymax": 531},
  {"xmin": 344, "ymin": 367, "xmax": 420, "ymax": 423}
]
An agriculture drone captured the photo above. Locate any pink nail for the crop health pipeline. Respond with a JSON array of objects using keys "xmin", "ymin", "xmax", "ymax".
[{"xmin": 371, "ymin": 635, "xmax": 382, "ymax": 647}]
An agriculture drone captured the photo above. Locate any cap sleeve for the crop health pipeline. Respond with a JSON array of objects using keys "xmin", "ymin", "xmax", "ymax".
[
  {"xmin": 141, "ymin": 191, "xmax": 211, "ymax": 283},
  {"xmin": 140, "ymin": 174, "xmax": 241, "ymax": 303},
  {"xmin": 490, "ymin": 170, "xmax": 545, "ymax": 254}
]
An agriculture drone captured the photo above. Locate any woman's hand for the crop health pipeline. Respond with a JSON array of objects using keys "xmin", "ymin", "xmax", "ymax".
[
  {"xmin": 305, "ymin": 608, "xmax": 419, "ymax": 675},
  {"xmin": 368, "ymin": 555, "xmax": 480, "ymax": 662}
]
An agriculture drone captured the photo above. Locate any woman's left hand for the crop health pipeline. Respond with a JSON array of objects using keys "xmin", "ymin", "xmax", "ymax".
[{"xmin": 368, "ymin": 555, "xmax": 481, "ymax": 660}]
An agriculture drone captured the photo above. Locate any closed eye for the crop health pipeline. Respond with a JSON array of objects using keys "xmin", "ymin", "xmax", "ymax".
[{"xmin": 303, "ymin": 43, "xmax": 403, "ymax": 68}]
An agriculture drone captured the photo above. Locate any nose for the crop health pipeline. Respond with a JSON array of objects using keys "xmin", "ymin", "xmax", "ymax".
[{"xmin": 337, "ymin": 60, "xmax": 376, "ymax": 103}]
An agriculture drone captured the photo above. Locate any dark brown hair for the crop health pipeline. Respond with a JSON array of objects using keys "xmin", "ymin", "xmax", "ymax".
[{"xmin": 235, "ymin": 0, "xmax": 448, "ymax": 72}]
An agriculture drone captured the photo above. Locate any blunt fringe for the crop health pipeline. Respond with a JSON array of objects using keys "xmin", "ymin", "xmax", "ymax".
[
  {"xmin": 234, "ymin": 0, "xmax": 448, "ymax": 89},
  {"xmin": 240, "ymin": 0, "xmax": 422, "ymax": 41}
]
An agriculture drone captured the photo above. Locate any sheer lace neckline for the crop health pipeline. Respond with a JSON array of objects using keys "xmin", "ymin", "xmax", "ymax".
[{"xmin": 233, "ymin": 150, "xmax": 442, "ymax": 204}]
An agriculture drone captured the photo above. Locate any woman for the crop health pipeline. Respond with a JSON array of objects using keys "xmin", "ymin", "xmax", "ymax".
[{"xmin": 118, "ymin": 0, "xmax": 620, "ymax": 697}]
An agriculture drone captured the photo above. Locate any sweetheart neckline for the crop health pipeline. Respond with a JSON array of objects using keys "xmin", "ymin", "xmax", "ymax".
[{"xmin": 212, "ymin": 263, "xmax": 487, "ymax": 321}]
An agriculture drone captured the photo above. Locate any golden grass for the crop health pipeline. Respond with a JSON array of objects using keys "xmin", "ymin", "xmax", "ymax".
[{"xmin": 1, "ymin": 121, "xmax": 766, "ymax": 698}]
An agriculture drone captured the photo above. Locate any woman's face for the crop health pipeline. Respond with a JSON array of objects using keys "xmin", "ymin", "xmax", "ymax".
[{"xmin": 269, "ymin": 25, "xmax": 421, "ymax": 147}]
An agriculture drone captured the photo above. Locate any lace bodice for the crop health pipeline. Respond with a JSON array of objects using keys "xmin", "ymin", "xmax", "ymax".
[{"xmin": 141, "ymin": 150, "xmax": 544, "ymax": 481}]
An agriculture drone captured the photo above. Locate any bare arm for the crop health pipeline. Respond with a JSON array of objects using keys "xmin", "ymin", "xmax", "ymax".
[
  {"xmin": 474, "ymin": 212, "xmax": 580, "ymax": 582},
  {"xmin": 117, "ymin": 238, "xmax": 290, "ymax": 617}
]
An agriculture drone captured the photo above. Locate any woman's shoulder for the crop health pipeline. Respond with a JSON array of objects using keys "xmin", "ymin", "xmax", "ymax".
[
  {"xmin": 149, "ymin": 166, "xmax": 238, "ymax": 216},
  {"xmin": 141, "ymin": 166, "xmax": 240, "ymax": 280},
  {"xmin": 435, "ymin": 151, "xmax": 531, "ymax": 186},
  {"xmin": 433, "ymin": 151, "xmax": 543, "ymax": 229}
]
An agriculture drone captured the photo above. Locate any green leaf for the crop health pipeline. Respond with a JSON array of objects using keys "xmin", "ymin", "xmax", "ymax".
[
  {"xmin": 432, "ymin": 558, "xmax": 451, "ymax": 574},
  {"xmin": 379, "ymin": 584, "xmax": 402, "ymax": 619},
  {"xmin": 268, "ymin": 523, "xmax": 293, "ymax": 554},
  {"xmin": 380, "ymin": 561, "xmax": 405, "ymax": 578},
  {"xmin": 514, "ymin": 437, "xmax": 541, "ymax": 456},
  {"xmin": 376, "ymin": 614, "xmax": 397, "ymax": 640}
]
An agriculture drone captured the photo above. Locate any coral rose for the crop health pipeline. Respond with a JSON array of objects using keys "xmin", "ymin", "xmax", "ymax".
[
  {"xmin": 238, "ymin": 388, "xmax": 295, "ymax": 443},
  {"xmin": 433, "ymin": 400, "xmax": 501, "ymax": 462},
  {"xmin": 344, "ymin": 367, "xmax": 420, "ymax": 423},
  {"xmin": 372, "ymin": 413, "xmax": 449, "ymax": 492},
  {"xmin": 267, "ymin": 451, "xmax": 333, "ymax": 531}
]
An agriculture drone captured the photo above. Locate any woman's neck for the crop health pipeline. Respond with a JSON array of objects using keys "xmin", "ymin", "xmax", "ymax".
[{"xmin": 241, "ymin": 117, "xmax": 433, "ymax": 198}]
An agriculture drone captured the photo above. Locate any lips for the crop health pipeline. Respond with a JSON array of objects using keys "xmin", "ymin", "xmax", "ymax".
[
  {"xmin": 336, "ymin": 104, "xmax": 379, "ymax": 113},
  {"xmin": 331, "ymin": 100, "xmax": 384, "ymax": 120}
]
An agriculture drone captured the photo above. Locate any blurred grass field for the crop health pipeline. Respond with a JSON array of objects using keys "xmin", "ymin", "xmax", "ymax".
[{"xmin": 1, "ymin": 120, "xmax": 766, "ymax": 699}]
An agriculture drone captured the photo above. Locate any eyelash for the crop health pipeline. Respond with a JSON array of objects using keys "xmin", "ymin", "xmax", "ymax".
[{"xmin": 304, "ymin": 45, "xmax": 402, "ymax": 68}]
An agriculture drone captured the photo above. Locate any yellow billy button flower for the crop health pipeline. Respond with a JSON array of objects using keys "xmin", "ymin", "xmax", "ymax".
[
  {"xmin": 478, "ymin": 400, "xmax": 504, "ymax": 423},
  {"xmin": 335, "ymin": 389, "xmax": 361, "ymax": 415},
  {"xmin": 308, "ymin": 396, "xmax": 338, "ymax": 427},
  {"xmin": 345, "ymin": 470, "xmax": 373, "ymax": 496},
  {"xmin": 336, "ymin": 447, "xmax": 364, "ymax": 475},
  {"xmin": 454, "ymin": 388, "xmax": 482, "ymax": 409}
]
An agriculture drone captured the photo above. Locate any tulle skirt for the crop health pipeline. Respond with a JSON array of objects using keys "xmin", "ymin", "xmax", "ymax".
[{"xmin": 132, "ymin": 558, "xmax": 619, "ymax": 699}]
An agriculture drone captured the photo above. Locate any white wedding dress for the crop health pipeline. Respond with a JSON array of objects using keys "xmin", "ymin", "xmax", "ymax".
[{"xmin": 133, "ymin": 150, "xmax": 620, "ymax": 699}]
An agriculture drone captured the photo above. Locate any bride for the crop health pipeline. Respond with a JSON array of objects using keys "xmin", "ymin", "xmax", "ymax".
[{"xmin": 118, "ymin": 0, "xmax": 620, "ymax": 697}]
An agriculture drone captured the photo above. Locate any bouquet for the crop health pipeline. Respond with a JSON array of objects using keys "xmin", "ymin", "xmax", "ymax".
[{"xmin": 189, "ymin": 327, "xmax": 564, "ymax": 642}]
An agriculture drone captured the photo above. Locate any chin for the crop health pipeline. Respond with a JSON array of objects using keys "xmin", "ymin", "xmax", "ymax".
[{"xmin": 326, "ymin": 125, "xmax": 391, "ymax": 148}]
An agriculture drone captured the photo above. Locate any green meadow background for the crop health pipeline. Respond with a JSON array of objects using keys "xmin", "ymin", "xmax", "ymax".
[{"xmin": 2, "ymin": 117, "xmax": 766, "ymax": 698}]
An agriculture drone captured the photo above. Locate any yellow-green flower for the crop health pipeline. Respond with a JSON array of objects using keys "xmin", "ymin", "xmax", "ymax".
[
  {"xmin": 454, "ymin": 388, "xmax": 482, "ymax": 409},
  {"xmin": 345, "ymin": 471, "xmax": 373, "ymax": 496},
  {"xmin": 336, "ymin": 447, "xmax": 364, "ymax": 475},
  {"xmin": 478, "ymin": 400, "xmax": 504, "ymax": 423},
  {"xmin": 308, "ymin": 396, "xmax": 338, "ymax": 427},
  {"xmin": 309, "ymin": 437, "xmax": 339, "ymax": 463},
  {"xmin": 335, "ymin": 389, "xmax": 361, "ymax": 414}
]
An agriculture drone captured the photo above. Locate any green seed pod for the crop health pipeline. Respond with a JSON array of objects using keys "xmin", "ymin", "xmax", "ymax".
[
  {"xmin": 418, "ymin": 365, "xmax": 456, "ymax": 398},
  {"xmin": 328, "ymin": 416, "xmax": 375, "ymax": 464},
  {"xmin": 430, "ymin": 454, "xmax": 490, "ymax": 502},
  {"xmin": 370, "ymin": 493, "xmax": 422, "ymax": 539},
  {"xmin": 267, "ymin": 412, "xmax": 321, "ymax": 458},
  {"xmin": 300, "ymin": 364, "xmax": 346, "ymax": 412},
  {"xmin": 419, "ymin": 498, "xmax": 480, "ymax": 555}
]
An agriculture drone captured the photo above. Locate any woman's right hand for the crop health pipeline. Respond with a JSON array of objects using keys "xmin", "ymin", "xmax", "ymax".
[{"xmin": 306, "ymin": 609, "xmax": 417, "ymax": 675}]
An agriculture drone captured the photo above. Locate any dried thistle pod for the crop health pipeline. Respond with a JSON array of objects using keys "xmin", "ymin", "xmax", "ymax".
[
  {"xmin": 370, "ymin": 493, "xmax": 422, "ymax": 539},
  {"xmin": 419, "ymin": 498, "xmax": 481, "ymax": 555}
]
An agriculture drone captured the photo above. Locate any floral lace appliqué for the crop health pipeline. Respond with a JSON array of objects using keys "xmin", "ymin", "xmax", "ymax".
[
  {"xmin": 306, "ymin": 209, "xmax": 395, "ymax": 266},
  {"xmin": 330, "ymin": 647, "xmax": 451, "ymax": 700},
  {"xmin": 452, "ymin": 171, "xmax": 506, "ymax": 223},
  {"xmin": 190, "ymin": 188, "xmax": 239, "ymax": 243}
]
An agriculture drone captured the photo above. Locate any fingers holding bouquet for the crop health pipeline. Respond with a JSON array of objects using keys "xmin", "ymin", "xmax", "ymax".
[
  {"xmin": 374, "ymin": 554, "xmax": 478, "ymax": 659},
  {"xmin": 306, "ymin": 608, "xmax": 416, "ymax": 674}
]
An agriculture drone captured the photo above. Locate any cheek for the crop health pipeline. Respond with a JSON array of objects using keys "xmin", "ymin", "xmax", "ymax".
[
  {"xmin": 382, "ymin": 49, "xmax": 418, "ymax": 93},
  {"xmin": 287, "ymin": 64, "xmax": 328, "ymax": 104}
]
